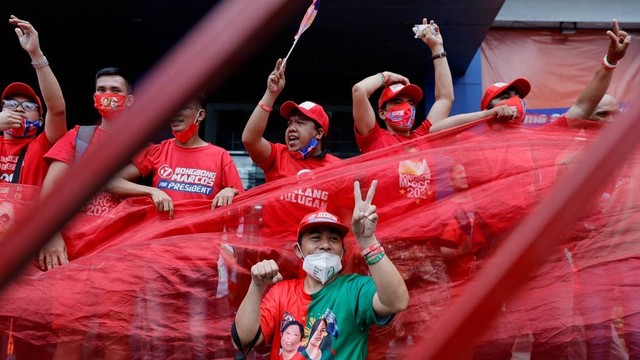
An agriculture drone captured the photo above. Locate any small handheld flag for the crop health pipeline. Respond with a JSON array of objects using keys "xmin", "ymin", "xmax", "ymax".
[{"xmin": 283, "ymin": 0, "xmax": 321, "ymax": 65}]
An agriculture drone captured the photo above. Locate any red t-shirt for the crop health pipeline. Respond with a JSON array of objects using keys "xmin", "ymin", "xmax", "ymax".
[
  {"xmin": 257, "ymin": 143, "xmax": 351, "ymax": 242},
  {"xmin": 132, "ymin": 139, "xmax": 244, "ymax": 201},
  {"xmin": 354, "ymin": 120, "xmax": 431, "ymax": 154},
  {"xmin": 0, "ymin": 133, "xmax": 52, "ymax": 186},
  {"xmin": 44, "ymin": 125, "xmax": 123, "ymax": 258}
]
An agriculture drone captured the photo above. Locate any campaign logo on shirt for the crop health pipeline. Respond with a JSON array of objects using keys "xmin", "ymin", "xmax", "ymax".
[
  {"xmin": 81, "ymin": 191, "xmax": 121, "ymax": 217},
  {"xmin": 156, "ymin": 165, "xmax": 217, "ymax": 196},
  {"xmin": 398, "ymin": 158, "xmax": 432, "ymax": 202},
  {"xmin": 0, "ymin": 154, "xmax": 19, "ymax": 183}
]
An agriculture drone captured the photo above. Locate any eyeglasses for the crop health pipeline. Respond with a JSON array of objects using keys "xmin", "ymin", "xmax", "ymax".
[{"xmin": 2, "ymin": 99, "xmax": 39, "ymax": 112}]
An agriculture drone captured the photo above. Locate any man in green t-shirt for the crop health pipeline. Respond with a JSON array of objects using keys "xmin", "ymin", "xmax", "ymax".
[{"xmin": 232, "ymin": 180, "xmax": 409, "ymax": 359}]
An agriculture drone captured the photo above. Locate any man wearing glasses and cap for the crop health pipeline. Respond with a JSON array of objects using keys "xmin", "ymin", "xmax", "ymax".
[{"xmin": 0, "ymin": 15, "xmax": 66, "ymax": 186}]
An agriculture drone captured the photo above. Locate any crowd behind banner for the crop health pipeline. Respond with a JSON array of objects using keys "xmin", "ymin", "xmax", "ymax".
[{"xmin": 0, "ymin": 12, "xmax": 638, "ymax": 360}]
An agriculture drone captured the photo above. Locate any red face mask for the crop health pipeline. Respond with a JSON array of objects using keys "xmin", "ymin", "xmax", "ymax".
[
  {"xmin": 494, "ymin": 96, "xmax": 526, "ymax": 126},
  {"xmin": 384, "ymin": 102, "xmax": 416, "ymax": 131},
  {"xmin": 94, "ymin": 93, "xmax": 128, "ymax": 119},
  {"xmin": 173, "ymin": 122, "xmax": 200, "ymax": 143},
  {"xmin": 5, "ymin": 117, "xmax": 42, "ymax": 138}
]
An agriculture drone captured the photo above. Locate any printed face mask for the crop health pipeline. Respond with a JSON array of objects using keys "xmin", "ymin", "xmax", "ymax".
[
  {"xmin": 173, "ymin": 111, "xmax": 202, "ymax": 143},
  {"xmin": 5, "ymin": 117, "xmax": 42, "ymax": 138},
  {"xmin": 94, "ymin": 93, "xmax": 128, "ymax": 120},
  {"xmin": 301, "ymin": 252, "xmax": 342, "ymax": 284},
  {"xmin": 494, "ymin": 96, "xmax": 526, "ymax": 126},
  {"xmin": 289, "ymin": 137, "xmax": 319, "ymax": 160},
  {"xmin": 384, "ymin": 101, "xmax": 416, "ymax": 131}
]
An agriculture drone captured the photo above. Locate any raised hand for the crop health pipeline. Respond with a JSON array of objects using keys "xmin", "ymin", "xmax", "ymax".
[
  {"xmin": 267, "ymin": 58, "xmax": 286, "ymax": 94},
  {"xmin": 415, "ymin": 18, "xmax": 444, "ymax": 52},
  {"xmin": 606, "ymin": 19, "xmax": 631, "ymax": 64},
  {"xmin": 9, "ymin": 15, "xmax": 42, "ymax": 57},
  {"xmin": 351, "ymin": 180, "xmax": 378, "ymax": 244},
  {"xmin": 250, "ymin": 259, "xmax": 283, "ymax": 287}
]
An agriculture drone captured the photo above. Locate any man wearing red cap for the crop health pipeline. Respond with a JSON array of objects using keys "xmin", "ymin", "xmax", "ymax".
[
  {"xmin": 0, "ymin": 16, "xmax": 66, "ymax": 186},
  {"xmin": 352, "ymin": 18, "xmax": 454, "ymax": 153},
  {"xmin": 232, "ymin": 180, "xmax": 409, "ymax": 360},
  {"xmin": 242, "ymin": 59, "xmax": 351, "ymax": 248}
]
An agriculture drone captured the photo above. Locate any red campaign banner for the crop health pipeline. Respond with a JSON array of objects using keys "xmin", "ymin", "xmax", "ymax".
[
  {"xmin": 0, "ymin": 117, "xmax": 639, "ymax": 359},
  {"xmin": 481, "ymin": 28, "xmax": 640, "ymax": 126}
]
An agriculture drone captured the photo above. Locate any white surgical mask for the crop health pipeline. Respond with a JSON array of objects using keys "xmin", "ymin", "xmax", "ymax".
[{"xmin": 302, "ymin": 252, "xmax": 342, "ymax": 284}]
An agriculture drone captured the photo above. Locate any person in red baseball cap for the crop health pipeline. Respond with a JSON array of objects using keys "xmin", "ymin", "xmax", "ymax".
[
  {"xmin": 242, "ymin": 58, "xmax": 340, "ymax": 177},
  {"xmin": 233, "ymin": 180, "xmax": 409, "ymax": 360},
  {"xmin": 241, "ymin": 58, "xmax": 352, "ymax": 253},
  {"xmin": 0, "ymin": 16, "xmax": 66, "ymax": 186},
  {"xmin": 352, "ymin": 17, "xmax": 454, "ymax": 154}
]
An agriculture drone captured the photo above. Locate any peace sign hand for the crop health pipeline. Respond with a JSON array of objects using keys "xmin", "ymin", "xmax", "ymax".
[{"xmin": 352, "ymin": 180, "xmax": 379, "ymax": 245}]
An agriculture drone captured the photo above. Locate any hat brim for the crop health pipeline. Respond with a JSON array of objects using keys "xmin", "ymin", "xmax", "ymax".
[
  {"xmin": 508, "ymin": 78, "xmax": 531, "ymax": 99},
  {"xmin": 379, "ymin": 83, "xmax": 424, "ymax": 108},
  {"xmin": 298, "ymin": 221, "xmax": 350, "ymax": 239},
  {"xmin": 280, "ymin": 101, "xmax": 319, "ymax": 123}
]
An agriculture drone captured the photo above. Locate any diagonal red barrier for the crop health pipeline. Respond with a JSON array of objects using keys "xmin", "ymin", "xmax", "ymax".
[
  {"xmin": 0, "ymin": 0, "xmax": 300, "ymax": 288},
  {"xmin": 415, "ymin": 95, "xmax": 640, "ymax": 358}
]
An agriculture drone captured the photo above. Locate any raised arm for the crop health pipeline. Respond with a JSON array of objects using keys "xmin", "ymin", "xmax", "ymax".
[
  {"xmin": 242, "ymin": 59, "xmax": 286, "ymax": 164},
  {"xmin": 10, "ymin": 15, "xmax": 66, "ymax": 144},
  {"xmin": 352, "ymin": 71, "xmax": 409, "ymax": 135},
  {"xmin": 415, "ymin": 18, "xmax": 454, "ymax": 124},
  {"xmin": 429, "ymin": 105, "xmax": 519, "ymax": 133},
  {"xmin": 233, "ymin": 259, "xmax": 283, "ymax": 350},
  {"xmin": 565, "ymin": 19, "xmax": 630, "ymax": 120},
  {"xmin": 352, "ymin": 180, "xmax": 409, "ymax": 316}
]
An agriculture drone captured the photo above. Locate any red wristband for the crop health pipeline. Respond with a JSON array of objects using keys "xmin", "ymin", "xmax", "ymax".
[
  {"xmin": 361, "ymin": 243, "xmax": 382, "ymax": 257},
  {"xmin": 258, "ymin": 101, "xmax": 273, "ymax": 113}
]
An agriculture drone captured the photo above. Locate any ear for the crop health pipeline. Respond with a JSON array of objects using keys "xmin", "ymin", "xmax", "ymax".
[
  {"xmin": 195, "ymin": 109, "xmax": 206, "ymax": 125},
  {"xmin": 315, "ymin": 127, "xmax": 324, "ymax": 141},
  {"xmin": 125, "ymin": 94, "xmax": 135, "ymax": 107},
  {"xmin": 293, "ymin": 243, "xmax": 303, "ymax": 259},
  {"xmin": 378, "ymin": 108, "xmax": 386, "ymax": 120}
]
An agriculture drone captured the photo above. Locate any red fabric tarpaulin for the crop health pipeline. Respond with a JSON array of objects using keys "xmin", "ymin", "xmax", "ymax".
[{"xmin": 0, "ymin": 114, "xmax": 639, "ymax": 358}]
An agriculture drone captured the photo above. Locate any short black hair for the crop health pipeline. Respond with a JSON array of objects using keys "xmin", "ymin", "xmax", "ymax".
[{"xmin": 95, "ymin": 67, "xmax": 133, "ymax": 93}]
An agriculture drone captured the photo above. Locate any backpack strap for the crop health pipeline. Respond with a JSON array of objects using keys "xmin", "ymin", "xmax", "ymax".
[
  {"xmin": 75, "ymin": 125, "xmax": 98, "ymax": 162},
  {"xmin": 10, "ymin": 146, "xmax": 29, "ymax": 184},
  {"xmin": 231, "ymin": 322, "xmax": 261, "ymax": 360}
]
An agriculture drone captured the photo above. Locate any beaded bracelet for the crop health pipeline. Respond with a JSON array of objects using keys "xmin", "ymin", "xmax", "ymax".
[
  {"xmin": 365, "ymin": 252, "xmax": 386, "ymax": 266},
  {"xmin": 31, "ymin": 57, "xmax": 49, "ymax": 69}
]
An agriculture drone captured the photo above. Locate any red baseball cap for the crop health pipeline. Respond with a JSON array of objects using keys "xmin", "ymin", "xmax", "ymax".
[
  {"xmin": 480, "ymin": 77, "xmax": 531, "ymax": 111},
  {"xmin": 378, "ymin": 82, "xmax": 423, "ymax": 108},
  {"xmin": 280, "ymin": 101, "xmax": 330, "ymax": 135},
  {"xmin": 297, "ymin": 210, "xmax": 350, "ymax": 240},
  {"xmin": 1, "ymin": 82, "xmax": 43, "ymax": 116}
]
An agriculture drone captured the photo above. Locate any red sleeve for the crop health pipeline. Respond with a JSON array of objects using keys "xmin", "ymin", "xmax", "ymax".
[
  {"xmin": 44, "ymin": 126, "xmax": 80, "ymax": 165},
  {"xmin": 354, "ymin": 122, "xmax": 385, "ymax": 153},
  {"xmin": 255, "ymin": 142, "xmax": 278, "ymax": 173},
  {"xmin": 411, "ymin": 118, "xmax": 432, "ymax": 137},
  {"xmin": 132, "ymin": 144, "xmax": 159, "ymax": 178}
]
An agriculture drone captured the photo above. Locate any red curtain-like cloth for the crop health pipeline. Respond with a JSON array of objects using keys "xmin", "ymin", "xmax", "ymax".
[
  {"xmin": 481, "ymin": 29, "xmax": 640, "ymax": 111},
  {"xmin": 0, "ymin": 118, "xmax": 639, "ymax": 359}
]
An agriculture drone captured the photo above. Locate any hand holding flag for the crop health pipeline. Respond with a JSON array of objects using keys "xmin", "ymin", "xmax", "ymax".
[{"xmin": 283, "ymin": 0, "xmax": 321, "ymax": 66}]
